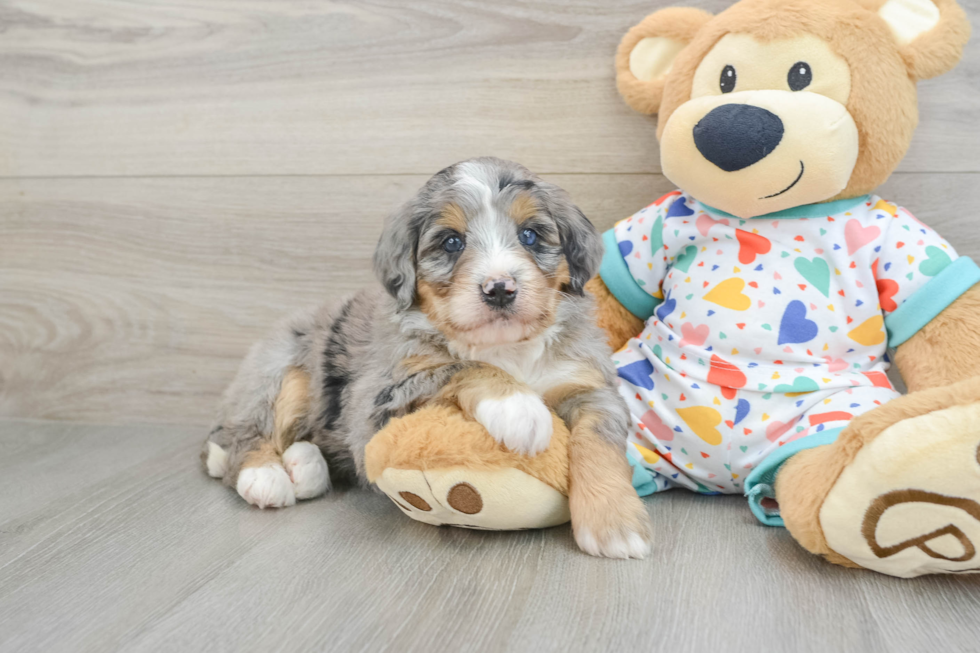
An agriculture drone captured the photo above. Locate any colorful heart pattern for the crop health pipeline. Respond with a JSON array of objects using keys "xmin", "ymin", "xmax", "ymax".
[
  {"xmin": 611, "ymin": 191, "xmax": 961, "ymax": 496},
  {"xmin": 704, "ymin": 278, "xmax": 751, "ymax": 311}
]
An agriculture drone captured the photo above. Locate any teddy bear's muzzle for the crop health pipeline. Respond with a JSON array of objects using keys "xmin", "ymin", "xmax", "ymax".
[{"xmin": 661, "ymin": 90, "xmax": 859, "ymax": 219}]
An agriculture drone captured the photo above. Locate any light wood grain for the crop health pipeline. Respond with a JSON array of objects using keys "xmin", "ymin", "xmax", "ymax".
[
  {"xmin": 0, "ymin": 419, "xmax": 978, "ymax": 653},
  {"xmin": 2, "ymin": 3, "xmax": 979, "ymax": 650},
  {"xmin": 0, "ymin": 0, "xmax": 977, "ymax": 178},
  {"xmin": 3, "ymin": 172, "xmax": 978, "ymax": 425}
]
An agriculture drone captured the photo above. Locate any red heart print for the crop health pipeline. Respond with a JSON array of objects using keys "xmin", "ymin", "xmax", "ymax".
[
  {"xmin": 707, "ymin": 354, "xmax": 747, "ymax": 390},
  {"xmin": 736, "ymin": 230, "xmax": 772, "ymax": 264}
]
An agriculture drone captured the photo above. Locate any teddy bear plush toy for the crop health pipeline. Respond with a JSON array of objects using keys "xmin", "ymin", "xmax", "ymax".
[{"xmin": 366, "ymin": 0, "xmax": 977, "ymax": 578}]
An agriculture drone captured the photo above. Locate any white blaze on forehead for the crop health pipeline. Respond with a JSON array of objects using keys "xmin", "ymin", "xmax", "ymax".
[
  {"xmin": 453, "ymin": 160, "xmax": 496, "ymax": 216},
  {"xmin": 453, "ymin": 161, "xmax": 528, "ymax": 281}
]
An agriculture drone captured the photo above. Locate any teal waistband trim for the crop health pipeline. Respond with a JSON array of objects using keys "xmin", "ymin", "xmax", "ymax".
[
  {"xmin": 700, "ymin": 195, "xmax": 870, "ymax": 220},
  {"xmin": 744, "ymin": 427, "xmax": 844, "ymax": 527},
  {"xmin": 599, "ymin": 229, "xmax": 660, "ymax": 321},
  {"xmin": 885, "ymin": 256, "xmax": 980, "ymax": 348}
]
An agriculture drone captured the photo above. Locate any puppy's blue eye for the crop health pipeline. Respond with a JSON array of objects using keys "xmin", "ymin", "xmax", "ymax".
[
  {"xmin": 443, "ymin": 235, "xmax": 465, "ymax": 253},
  {"xmin": 519, "ymin": 228, "xmax": 538, "ymax": 247}
]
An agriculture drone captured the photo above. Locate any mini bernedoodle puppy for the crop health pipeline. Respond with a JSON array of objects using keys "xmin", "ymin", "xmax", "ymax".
[{"xmin": 203, "ymin": 157, "xmax": 652, "ymax": 558}]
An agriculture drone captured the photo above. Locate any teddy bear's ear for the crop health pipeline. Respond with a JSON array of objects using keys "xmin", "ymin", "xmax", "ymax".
[
  {"xmin": 874, "ymin": 0, "xmax": 971, "ymax": 80},
  {"xmin": 616, "ymin": 7, "xmax": 713, "ymax": 115}
]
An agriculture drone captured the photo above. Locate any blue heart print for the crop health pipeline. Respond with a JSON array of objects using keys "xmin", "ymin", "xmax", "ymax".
[
  {"xmin": 734, "ymin": 399, "xmax": 750, "ymax": 425},
  {"xmin": 618, "ymin": 239, "xmax": 633, "ymax": 257},
  {"xmin": 666, "ymin": 197, "xmax": 694, "ymax": 218},
  {"xmin": 656, "ymin": 292, "xmax": 676, "ymax": 322},
  {"xmin": 617, "ymin": 359, "xmax": 655, "ymax": 390},
  {"xmin": 777, "ymin": 300, "xmax": 818, "ymax": 345}
]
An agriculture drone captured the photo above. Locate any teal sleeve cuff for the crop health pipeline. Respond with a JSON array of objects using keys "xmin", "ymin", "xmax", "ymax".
[
  {"xmin": 598, "ymin": 229, "xmax": 660, "ymax": 321},
  {"xmin": 744, "ymin": 427, "xmax": 844, "ymax": 527},
  {"xmin": 885, "ymin": 256, "xmax": 980, "ymax": 348}
]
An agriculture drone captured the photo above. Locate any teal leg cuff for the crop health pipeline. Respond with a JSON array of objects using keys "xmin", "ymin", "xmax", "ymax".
[
  {"xmin": 744, "ymin": 427, "xmax": 844, "ymax": 527},
  {"xmin": 626, "ymin": 447, "xmax": 669, "ymax": 497}
]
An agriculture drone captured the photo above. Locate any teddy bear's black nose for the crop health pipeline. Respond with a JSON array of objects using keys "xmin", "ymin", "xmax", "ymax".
[{"xmin": 693, "ymin": 104, "xmax": 784, "ymax": 172}]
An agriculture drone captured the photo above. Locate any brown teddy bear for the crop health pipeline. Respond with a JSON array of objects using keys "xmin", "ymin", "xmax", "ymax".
[{"xmin": 367, "ymin": 0, "xmax": 978, "ymax": 578}]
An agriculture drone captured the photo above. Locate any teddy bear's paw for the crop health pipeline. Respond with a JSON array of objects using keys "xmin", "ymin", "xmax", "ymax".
[
  {"xmin": 475, "ymin": 392, "xmax": 553, "ymax": 456},
  {"xmin": 281, "ymin": 441, "xmax": 330, "ymax": 500},
  {"xmin": 571, "ymin": 491, "xmax": 652, "ymax": 560},
  {"xmin": 375, "ymin": 466, "xmax": 570, "ymax": 530},
  {"xmin": 236, "ymin": 463, "xmax": 297, "ymax": 509},
  {"xmin": 820, "ymin": 402, "xmax": 980, "ymax": 577}
]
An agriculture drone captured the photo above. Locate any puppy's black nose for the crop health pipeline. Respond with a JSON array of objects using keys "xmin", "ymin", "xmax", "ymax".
[
  {"xmin": 481, "ymin": 277, "xmax": 517, "ymax": 309},
  {"xmin": 693, "ymin": 104, "xmax": 784, "ymax": 172}
]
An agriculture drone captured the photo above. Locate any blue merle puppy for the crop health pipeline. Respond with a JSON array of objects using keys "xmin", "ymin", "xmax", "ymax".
[{"xmin": 203, "ymin": 157, "xmax": 651, "ymax": 558}]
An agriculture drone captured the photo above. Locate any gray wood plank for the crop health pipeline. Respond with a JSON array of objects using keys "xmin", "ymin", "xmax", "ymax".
[
  {"xmin": 0, "ymin": 419, "xmax": 978, "ymax": 653},
  {"xmin": 0, "ymin": 0, "xmax": 976, "ymax": 178},
  {"xmin": 3, "ymin": 172, "xmax": 979, "ymax": 425}
]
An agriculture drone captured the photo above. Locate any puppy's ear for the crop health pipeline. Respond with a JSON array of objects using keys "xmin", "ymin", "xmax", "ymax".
[
  {"xmin": 539, "ymin": 184, "xmax": 602, "ymax": 296},
  {"xmin": 872, "ymin": 0, "xmax": 970, "ymax": 80},
  {"xmin": 373, "ymin": 199, "xmax": 421, "ymax": 310},
  {"xmin": 617, "ymin": 7, "xmax": 713, "ymax": 115}
]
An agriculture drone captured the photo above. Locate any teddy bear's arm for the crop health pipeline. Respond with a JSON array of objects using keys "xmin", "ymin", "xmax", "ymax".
[
  {"xmin": 585, "ymin": 276, "xmax": 644, "ymax": 351},
  {"xmin": 893, "ymin": 284, "xmax": 980, "ymax": 392}
]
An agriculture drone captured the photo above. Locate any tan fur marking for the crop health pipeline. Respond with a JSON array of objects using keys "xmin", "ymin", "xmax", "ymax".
[
  {"xmin": 272, "ymin": 367, "xmax": 311, "ymax": 453},
  {"xmin": 542, "ymin": 369, "xmax": 606, "ymax": 407},
  {"xmin": 241, "ymin": 439, "xmax": 283, "ymax": 470},
  {"xmin": 567, "ymin": 416, "xmax": 652, "ymax": 547},
  {"xmin": 508, "ymin": 192, "xmax": 540, "ymax": 224},
  {"xmin": 549, "ymin": 259, "xmax": 572, "ymax": 291},
  {"xmin": 438, "ymin": 364, "xmax": 532, "ymax": 420},
  {"xmin": 400, "ymin": 354, "xmax": 456, "ymax": 376},
  {"xmin": 437, "ymin": 202, "xmax": 467, "ymax": 233}
]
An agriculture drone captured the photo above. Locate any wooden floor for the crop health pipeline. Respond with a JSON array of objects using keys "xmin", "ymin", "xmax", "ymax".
[
  {"xmin": 2, "ymin": 1, "xmax": 980, "ymax": 650},
  {"xmin": 1, "ymin": 418, "xmax": 979, "ymax": 653}
]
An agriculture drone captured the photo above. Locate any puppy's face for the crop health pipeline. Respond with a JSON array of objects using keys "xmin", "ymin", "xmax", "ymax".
[{"xmin": 375, "ymin": 158, "xmax": 602, "ymax": 347}]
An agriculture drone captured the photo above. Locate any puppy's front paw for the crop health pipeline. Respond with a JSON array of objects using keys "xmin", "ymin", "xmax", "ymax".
[
  {"xmin": 571, "ymin": 488, "xmax": 652, "ymax": 559},
  {"xmin": 236, "ymin": 464, "xmax": 297, "ymax": 509},
  {"xmin": 475, "ymin": 392, "xmax": 553, "ymax": 455}
]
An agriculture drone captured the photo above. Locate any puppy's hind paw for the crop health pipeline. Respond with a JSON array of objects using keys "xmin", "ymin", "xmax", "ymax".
[
  {"xmin": 282, "ymin": 441, "xmax": 330, "ymax": 500},
  {"xmin": 237, "ymin": 464, "xmax": 296, "ymax": 509}
]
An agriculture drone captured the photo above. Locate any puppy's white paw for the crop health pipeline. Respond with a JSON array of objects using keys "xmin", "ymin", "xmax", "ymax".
[
  {"xmin": 236, "ymin": 464, "xmax": 296, "ymax": 509},
  {"xmin": 205, "ymin": 442, "xmax": 229, "ymax": 478},
  {"xmin": 575, "ymin": 527, "xmax": 650, "ymax": 560},
  {"xmin": 282, "ymin": 441, "xmax": 330, "ymax": 499},
  {"xmin": 475, "ymin": 392, "xmax": 553, "ymax": 455}
]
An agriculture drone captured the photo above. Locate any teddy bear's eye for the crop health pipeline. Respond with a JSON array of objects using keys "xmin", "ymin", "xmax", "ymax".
[
  {"xmin": 788, "ymin": 61, "xmax": 812, "ymax": 91},
  {"xmin": 719, "ymin": 65, "xmax": 736, "ymax": 93}
]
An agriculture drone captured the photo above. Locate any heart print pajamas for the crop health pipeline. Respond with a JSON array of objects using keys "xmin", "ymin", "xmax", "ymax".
[{"xmin": 599, "ymin": 191, "xmax": 980, "ymax": 525}]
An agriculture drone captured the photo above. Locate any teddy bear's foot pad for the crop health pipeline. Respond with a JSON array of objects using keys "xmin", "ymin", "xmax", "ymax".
[
  {"xmin": 376, "ymin": 466, "xmax": 570, "ymax": 530},
  {"xmin": 820, "ymin": 402, "xmax": 980, "ymax": 577}
]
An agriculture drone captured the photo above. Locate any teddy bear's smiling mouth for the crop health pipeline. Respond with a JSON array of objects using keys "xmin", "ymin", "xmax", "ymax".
[{"xmin": 761, "ymin": 160, "xmax": 805, "ymax": 199}]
